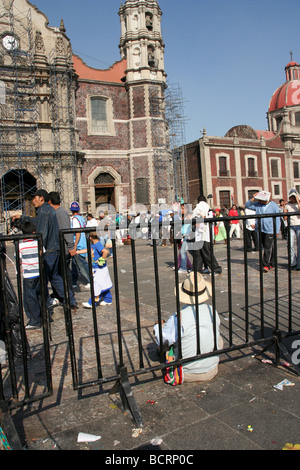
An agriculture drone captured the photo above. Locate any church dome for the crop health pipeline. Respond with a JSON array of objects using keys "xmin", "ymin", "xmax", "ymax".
[{"xmin": 269, "ymin": 61, "xmax": 300, "ymax": 112}]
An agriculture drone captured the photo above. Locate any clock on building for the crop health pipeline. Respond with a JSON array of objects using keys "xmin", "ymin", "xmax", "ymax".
[{"xmin": 2, "ymin": 34, "xmax": 19, "ymax": 51}]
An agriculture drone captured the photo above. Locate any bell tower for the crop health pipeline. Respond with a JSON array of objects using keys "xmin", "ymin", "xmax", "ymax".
[
  {"xmin": 118, "ymin": 0, "xmax": 173, "ymax": 206},
  {"xmin": 119, "ymin": 0, "xmax": 166, "ymax": 84}
]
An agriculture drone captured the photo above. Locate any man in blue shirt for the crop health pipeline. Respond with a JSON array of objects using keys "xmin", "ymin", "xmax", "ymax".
[{"xmin": 245, "ymin": 192, "xmax": 280, "ymax": 272}]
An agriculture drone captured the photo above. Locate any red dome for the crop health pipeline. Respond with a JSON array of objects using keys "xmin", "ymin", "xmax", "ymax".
[
  {"xmin": 269, "ymin": 62, "xmax": 300, "ymax": 112},
  {"xmin": 269, "ymin": 79, "xmax": 300, "ymax": 112}
]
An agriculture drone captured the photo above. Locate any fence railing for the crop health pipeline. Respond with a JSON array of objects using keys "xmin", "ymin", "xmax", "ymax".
[
  {"xmin": 0, "ymin": 212, "xmax": 299, "ymax": 430},
  {"xmin": 0, "ymin": 234, "xmax": 52, "ymax": 410}
]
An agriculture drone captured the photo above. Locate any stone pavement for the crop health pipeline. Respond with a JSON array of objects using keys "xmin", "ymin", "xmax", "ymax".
[{"xmin": 2, "ymin": 238, "xmax": 300, "ymax": 451}]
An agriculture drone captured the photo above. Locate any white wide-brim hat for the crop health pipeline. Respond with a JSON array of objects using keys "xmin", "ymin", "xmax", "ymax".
[{"xmin": 175, "ymin": 272, "xmax": 212, "ymax": 305}]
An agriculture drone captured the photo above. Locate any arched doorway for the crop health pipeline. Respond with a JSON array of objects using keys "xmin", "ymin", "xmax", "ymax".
[
  {"xmin": 0, "ymin": 169, "xmax": 36, "ymax": 231},
  {"xmin": 0, "ymin": 169, "xmax": 36, "ymax": 210},
  {"xmin": 94, "ymin": 172, "xmax": 115, "ymax": 211}
]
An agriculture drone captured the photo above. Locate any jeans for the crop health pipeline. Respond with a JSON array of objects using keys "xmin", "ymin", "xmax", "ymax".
[
  {"xmin": 72, "ymin": 254, "xmax": 90, "ymax": 285},
  {"xmin": 261, "ymin": 233, "xmax": 275, "ymax": 269},
  {"xmin": 23, "ymin": 277, "xmax": 41, "ymax": 326},
  {"xmin": 289, "ymin": 226, "xmax": 300, "ymax": 268},
  {"xmin": 44, "ymin": 251, "xmax": 65, "ymax": 301}
]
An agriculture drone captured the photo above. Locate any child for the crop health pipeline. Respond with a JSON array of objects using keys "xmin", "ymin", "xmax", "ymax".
[
  {"xmin": 19, "ymin": 221, "xmax": 42, "ymax": 329},
  {"xmin": 79, "ymin": 231, "xmax": 113, "ymax": 308}
]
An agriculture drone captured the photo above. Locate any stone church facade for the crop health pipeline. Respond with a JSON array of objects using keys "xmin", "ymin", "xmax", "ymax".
[{"xmin": 0, "ymin": 0, "xmax": 172, "ymax": 228}]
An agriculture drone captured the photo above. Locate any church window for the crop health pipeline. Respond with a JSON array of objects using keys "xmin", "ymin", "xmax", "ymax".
[
  {"xmin": 91, "ymin": 97, "xmax": 108, "ymax": 134},
  {"xmin": 276, "ymin": 116, "xmax": 282, "ymax": 130},
  {"xmin": 135, "ymin": 178, "xmax": 149, "ymax": 205},
  {"xmin": 247, "ymin": 157, "xmax": 257, "ymax": 177},
  {"xmin": 295, "ymin": 112, "xmax": 300, "ymax": 126},
  {"xmin": 88, "ymin": 96, "xmax": 115, "ymax": 136},
  {"xmin": 145, "ymin": 13, "xmax": 153, "ymax": 31},
  {"xmin": 219, "ymin": 190, "xmax": 231, "ymax": 208},
  {"xmin": 219, "ymin": 156, "xmax": 228, "ymax": 177},
  {"xmin": 271, "ymin": 159, "xmax": 279, "ymax": 178},
  {"xmin": 294, "ymin": 162, "xmax": 300, "ymax": 179}
]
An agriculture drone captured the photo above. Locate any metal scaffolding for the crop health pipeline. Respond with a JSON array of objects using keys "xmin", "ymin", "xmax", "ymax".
[
  {"xmin": 0, "ymin": 2, "xmax": 79, "ymax": 233},
  {"xmin": 49, "ymin": 46, "xmax": 79, "ymax": 205},
  {"xmin": 165, "ymin": 82, "xmax": 189, "ymax": 204},
  {"xmin": 0, "ymin": 3, "xmax": 42, "ymax": 231},
  {"xmin": 150, "ymin": 80, "xmax": 189, "ymax": 205}
]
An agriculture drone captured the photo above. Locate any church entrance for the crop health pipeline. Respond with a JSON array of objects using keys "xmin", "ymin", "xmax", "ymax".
[
  {"xmin": 94, "ymin": 172, "xmax": 115, "ymax": 212},
  {"xmin": 0, "ymin": 169, "xmax": 36, "ymax": 232}
]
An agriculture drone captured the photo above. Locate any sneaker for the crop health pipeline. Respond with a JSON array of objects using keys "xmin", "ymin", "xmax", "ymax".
[
  {"xmin": 99, "ymin": 301, "xmax": 112, "ymax": 306},
  {"xmin": 49, "ymin": 298, "xmax": 60, "ymax": 307},
  {"xmin": 85, "ymin": 283, "xmax": 91, "ymax": 289},
  {"xmin": 178, "ymin": 268, "xmax": 188, "ymax": 274},
  {"xmin": 263, "ymin": 266, "xmax": 269, "ymax": 273},
  {"xmin": 201, "ymin": 268, "xmax": 210, "ymax": 274},
  {"xmin": 25, "ymin": 324, "xmax": 41, "ymax": 330},
  {"xmin": 82, "ymin": 302, "xmax": 92, "ymax": 309}
]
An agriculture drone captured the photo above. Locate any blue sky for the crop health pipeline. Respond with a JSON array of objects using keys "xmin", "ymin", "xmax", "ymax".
[{"xmin": 32, "ymin": 0, "xmax": 300, "ymax": 143}]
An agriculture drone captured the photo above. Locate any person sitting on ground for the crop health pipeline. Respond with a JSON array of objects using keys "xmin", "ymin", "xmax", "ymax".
[
  {"xmin": 153, "ymin": 272, "xmax": 223, "ymax": 384},
  {"xmin": 78, "ymin": 231, "xmax": 113, "ymax": 308}
]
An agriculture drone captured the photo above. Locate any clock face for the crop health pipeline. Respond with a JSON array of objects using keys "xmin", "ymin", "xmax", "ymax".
[{"xmin": 2, "ymin": 34, "xmax": 18, "ymax": 50}]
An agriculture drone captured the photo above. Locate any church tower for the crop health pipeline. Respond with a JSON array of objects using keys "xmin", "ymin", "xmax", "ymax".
[
  {"xmin": 119, "ymin": 0, "xmax": 173, "ymax": 206},
  {"xmin": 119, "ymin": 0, "xmax": 166, "ymax": 84}
]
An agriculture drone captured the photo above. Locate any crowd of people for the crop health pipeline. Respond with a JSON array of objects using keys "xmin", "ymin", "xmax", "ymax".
[{"xmin": 5, "ymin": 187, "xmax": 300, "ymax": 386}]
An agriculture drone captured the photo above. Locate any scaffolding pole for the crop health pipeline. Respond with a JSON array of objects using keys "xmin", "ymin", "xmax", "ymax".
[
  {"xmin": 0, "ymin": 3, "xmax": 42, "ymax": 232},
  {"xmin": 150, "ymin": 80, "xmax": 189, "ymax": 206},
  {"xmin": 49, "ymin": 47, "xmax": 79, "ymax": 206}
]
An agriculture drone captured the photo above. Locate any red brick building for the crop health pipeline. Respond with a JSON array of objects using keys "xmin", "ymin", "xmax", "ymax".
[
  {"xmin": 73, "ymin": 0, "xmax": 170, "ymax": 215},
  {"xmin": 186, "ymin": 60, "xmax": 300, "ymax": 208}
]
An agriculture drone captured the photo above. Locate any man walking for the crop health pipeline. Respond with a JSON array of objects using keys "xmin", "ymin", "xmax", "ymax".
[
  {"xmin": 48, "ymin": 191, "xmax": 77, "ymax": 308},
  {"xmin": 245, "ymin": 191, "xmax": 280, "ymax": 272}
]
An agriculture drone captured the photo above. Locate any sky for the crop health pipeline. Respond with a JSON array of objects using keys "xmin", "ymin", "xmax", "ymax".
[{"xmin": 31, "ymin": 0, "xmax": 300, "ymax": 143}]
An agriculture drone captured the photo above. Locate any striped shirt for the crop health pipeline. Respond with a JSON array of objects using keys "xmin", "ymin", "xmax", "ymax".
[{"xmin": 19, "ymin": 239, "xmax": 40, "ymax": 279}]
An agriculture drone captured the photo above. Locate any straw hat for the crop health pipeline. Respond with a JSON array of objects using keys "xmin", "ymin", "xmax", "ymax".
[{"xmin": 175, "ymin": 272, "xmax": 212, "ymax": 305}]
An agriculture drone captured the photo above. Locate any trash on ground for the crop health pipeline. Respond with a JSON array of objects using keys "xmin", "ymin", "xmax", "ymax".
[
  {"xmin": 151, "ymin": 438, "xmax": 163, "ymax": 446},
  {"xmin": 247, "ymin": 425, "xmax": 254, "ymax": 433},
  {"xmin": 132, "ymin": 428, "xmax": 142, "ymax": 438},
  {"xmin": 77, "ymin": 432, "xmax": 101, "ymax": 443},
  {"xmin": 273, "ymin": 379, "xmax": 295, "ymax": 391},
  {"xmin": 282, "ymin": 443, "xmax": 300, "ymax": 450}
]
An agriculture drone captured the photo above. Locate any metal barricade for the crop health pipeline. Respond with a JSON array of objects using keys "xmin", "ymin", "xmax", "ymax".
[
  {"xmin": 59, "ymin": 211, "xmax": 300, "ymax": 428},
  {"xmin": 0, "ymin": 234, "xmax": 52, "ymax": 410}
]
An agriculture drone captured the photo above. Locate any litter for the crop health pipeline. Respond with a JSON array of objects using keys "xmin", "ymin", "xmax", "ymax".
[
  {"xmin": 247, "ymin": 425, "xmax": 254, "ymax": 433},
  {"xmin": 151, "ymin": 438, "xmax": 163, "ymax": 446},
  {"xmin": 132, "ymin": 428, "xmax": 142, "ymax": 438},
  {"xmin": 77, "ymin": 432, "xmax": 101, "ymax": 443},
  {"xmin": 282, "ymin": 443, "xmax": 300, "ymax": 450},
  {"xmin": 273, "ymin": 379, "xmax": 295, "ymax": 391}
]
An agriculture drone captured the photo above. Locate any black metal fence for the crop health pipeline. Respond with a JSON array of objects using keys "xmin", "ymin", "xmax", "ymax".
[
  {"xmin": 0, "ymin": 212, "xmax": 300, "ymax": 430},
  {"xmin": 0, "ymin": 233, "xmax": 52, "ymax": 410}
]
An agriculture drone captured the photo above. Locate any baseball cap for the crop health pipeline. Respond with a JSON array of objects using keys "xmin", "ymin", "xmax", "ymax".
[
  {"xmin": 33, "ymin": 189, "xmax": 49, "ymax": 201},
  {"xmin": 70, "ymin": 201, "xmax": 80, "ymax": 212}
]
